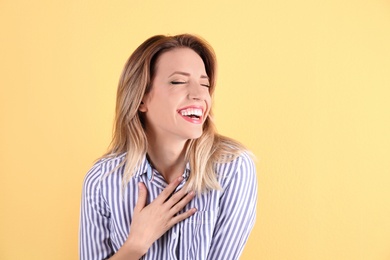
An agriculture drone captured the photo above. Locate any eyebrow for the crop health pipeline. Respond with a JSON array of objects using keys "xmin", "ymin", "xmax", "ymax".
[{"xmin": 169, "ymin": 71, "xmax": 209, "ymax": 79}]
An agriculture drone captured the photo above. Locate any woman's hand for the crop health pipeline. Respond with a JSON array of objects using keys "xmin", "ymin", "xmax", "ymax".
[{"xmin": 111, "ymin": 176, "xmax": 196, "ymax": 259}]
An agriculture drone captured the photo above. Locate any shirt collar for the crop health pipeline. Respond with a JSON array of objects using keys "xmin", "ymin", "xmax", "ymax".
[
  {"xmin": 183, "ymin": 162, "xmax": 190, "ymax": 178},
  {"xmin": 134, "ymin": 155, "xmax": 149, "ymax": 177},
  {"xmin": 133, "ymin": 154, "xmax": 191, "ymax": 178}
]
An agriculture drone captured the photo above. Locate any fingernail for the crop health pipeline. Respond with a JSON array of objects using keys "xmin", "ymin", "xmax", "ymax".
[{"xmin": 178, "ymin": 176, "xmax": 183, "ymax": 182}]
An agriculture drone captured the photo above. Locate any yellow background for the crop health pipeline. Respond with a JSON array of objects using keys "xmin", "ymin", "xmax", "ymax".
[{"xmin": 1, "ymin": 0, "xmax": 389, "ymax": 259}]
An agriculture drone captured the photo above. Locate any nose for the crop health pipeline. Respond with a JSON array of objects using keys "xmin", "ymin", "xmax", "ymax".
[{"xmin": 187, "ymin": 82, "xmax": 206, "ymax": 100}]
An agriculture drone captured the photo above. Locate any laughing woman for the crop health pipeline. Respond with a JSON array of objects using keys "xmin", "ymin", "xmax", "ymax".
[{"xmin": 79, "ymin": 34, "xmax": 257, "ymax": 260}]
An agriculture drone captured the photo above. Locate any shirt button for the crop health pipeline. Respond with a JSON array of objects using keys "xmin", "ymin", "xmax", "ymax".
[{"xmin": 147, "ymin": 164, "xmax": 153, "ymax": 181}]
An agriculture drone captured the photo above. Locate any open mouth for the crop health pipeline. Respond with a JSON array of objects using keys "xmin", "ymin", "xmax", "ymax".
[{"xmin": 178, "ymin": 107, "xmax": 203, "ymax": 122}]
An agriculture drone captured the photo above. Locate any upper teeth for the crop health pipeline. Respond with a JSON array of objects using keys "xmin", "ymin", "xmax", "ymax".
[{"xmin": 180, "ymin": 108, "xmax": 202, "ymax": 117}]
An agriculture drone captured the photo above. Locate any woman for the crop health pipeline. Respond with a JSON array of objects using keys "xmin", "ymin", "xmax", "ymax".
[{"xmin": 79, "ymin": 34, "xmax": 257, "ymax": 260}]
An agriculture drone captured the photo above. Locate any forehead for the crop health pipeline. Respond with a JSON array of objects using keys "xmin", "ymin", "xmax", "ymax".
[{"xmin": 154, "ymin": 47, "xmax": 206, "ymax": 74}]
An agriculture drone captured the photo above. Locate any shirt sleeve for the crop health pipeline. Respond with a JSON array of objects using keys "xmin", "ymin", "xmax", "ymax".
[
  {"xmin": 79, "ymin": 162, "xmax": 114, "ymax": 260},
  {"xmin": 207, "ymin": 153, "xmax": 258, "ymax": 260}
]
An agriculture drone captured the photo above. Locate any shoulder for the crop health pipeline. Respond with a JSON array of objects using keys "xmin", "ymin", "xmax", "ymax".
[
  {"xmin": 215, "ymin": 151, "xmax": 256, "ymax": 175},
  {"xmin": 215, "ymin": 151, "xmax": 257, "ymax": 188},
  {"xmin": 212, "ymin": 134, "xmax": 256, "ymax": 176},
  {"xmin": 82, "ymin": 153, "xmax": 127, "ymax": 191}
]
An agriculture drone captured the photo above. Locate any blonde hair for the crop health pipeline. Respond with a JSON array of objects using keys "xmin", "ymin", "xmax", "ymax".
[{"xmin": 103, "ymin": 34, "xmax": 247, "ymax": 193}]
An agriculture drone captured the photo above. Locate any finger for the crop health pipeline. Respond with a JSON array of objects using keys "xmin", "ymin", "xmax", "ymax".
[
  {"xmin": 134, "ymin": 182, "xmax": 147, "ymax": 212},
  {"xmin": 169, "ymin": 191, "xmax": 196, "ymax": 214},
  {"xmin": 169, "ymin": 208, "xmax": 197, "ymax": 226},
  {"xmin": 163, "ymin": 185, "xmax": 189, "ymax": 208},
  {"xmin": 155, "ymin": 176, "xmax": 183, "ymax": 203}
]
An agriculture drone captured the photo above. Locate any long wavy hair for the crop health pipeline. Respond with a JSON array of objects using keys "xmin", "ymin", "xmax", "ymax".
[{"xmin": 104, "ymin": 34, "xmax": 247, "ymax": 193}]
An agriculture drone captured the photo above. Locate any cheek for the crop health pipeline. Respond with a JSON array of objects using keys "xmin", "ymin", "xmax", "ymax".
[{"xmin": 205, "ymin": 93, "xmax": 212, "ymax": 110}]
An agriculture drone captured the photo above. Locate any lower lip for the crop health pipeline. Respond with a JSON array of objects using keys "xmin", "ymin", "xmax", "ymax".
[{"xmin": 179, "ymin": 114, "xmax": 203, "ymax": 124}]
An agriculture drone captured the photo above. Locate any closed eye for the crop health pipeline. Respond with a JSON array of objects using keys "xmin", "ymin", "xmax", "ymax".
[
  {"xmin": 171, "ymin": 81, "xmax": 187, "ymax": 85},
  {"xmin": 171, "ymin": 81, "xmax": 209, "ymax": 88}
]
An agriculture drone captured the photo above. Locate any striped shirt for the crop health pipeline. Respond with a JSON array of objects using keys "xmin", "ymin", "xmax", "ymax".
[{"xmin": 79, "ymin": 152, "xmax": 257, "ymax": 260}]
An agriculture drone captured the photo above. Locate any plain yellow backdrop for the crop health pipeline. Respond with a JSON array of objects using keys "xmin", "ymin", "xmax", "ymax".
[{"xmin": 1, "ymin": 0, "xmax": 390, "ymax": 259}]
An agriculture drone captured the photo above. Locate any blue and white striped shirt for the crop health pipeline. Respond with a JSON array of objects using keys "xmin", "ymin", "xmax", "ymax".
[{"xmin": 79, "ymin": 152, "xmax": 257, "ymax": 260}]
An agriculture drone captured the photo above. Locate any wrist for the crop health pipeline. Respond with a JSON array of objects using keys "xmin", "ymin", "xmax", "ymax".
[{"xmin": 123, "ymin": 235, "xmax": 149, "ymax": 257}]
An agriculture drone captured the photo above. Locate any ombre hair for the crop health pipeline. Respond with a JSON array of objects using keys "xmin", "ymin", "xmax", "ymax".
[{"xmin": 104, "ymin": 34, "xmax": 247, "ymax": 193}]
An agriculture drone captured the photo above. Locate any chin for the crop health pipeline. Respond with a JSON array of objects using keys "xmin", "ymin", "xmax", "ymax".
[{"xmin": 184, "ymin": 130, "xmax": 203, "ymax": 140}]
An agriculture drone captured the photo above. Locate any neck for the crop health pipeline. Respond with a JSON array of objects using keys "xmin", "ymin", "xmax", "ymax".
[{"xmin": 146, "ymin": 134, "xmax": 188, "ymax": 184}]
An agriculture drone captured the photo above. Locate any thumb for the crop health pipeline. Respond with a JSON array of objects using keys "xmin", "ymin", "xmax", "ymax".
[{"xmin": 135, "ymin": 182, "xmax": 147, "ymax": 212}]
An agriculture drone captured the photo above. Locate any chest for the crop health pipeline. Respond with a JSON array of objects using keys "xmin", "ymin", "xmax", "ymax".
[{"xmin": 106, "ymin": 181, "xmax": 222, "ymax": 259}]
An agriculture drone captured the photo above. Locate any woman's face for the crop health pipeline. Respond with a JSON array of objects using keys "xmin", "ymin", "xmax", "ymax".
[{"xmin": 140, "ymin": 47, "xmax": 212, "ymax": 142}]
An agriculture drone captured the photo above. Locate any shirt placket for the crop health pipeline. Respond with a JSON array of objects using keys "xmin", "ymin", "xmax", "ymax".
[{"xmin": 143, "ymin": 161, "xmax": 190, "ymax": 259}]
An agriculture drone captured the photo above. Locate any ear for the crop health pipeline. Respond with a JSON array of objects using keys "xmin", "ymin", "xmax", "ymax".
[{"xmin": 138, "ymin": 100, "xmax": 147, "ymax": 112}]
